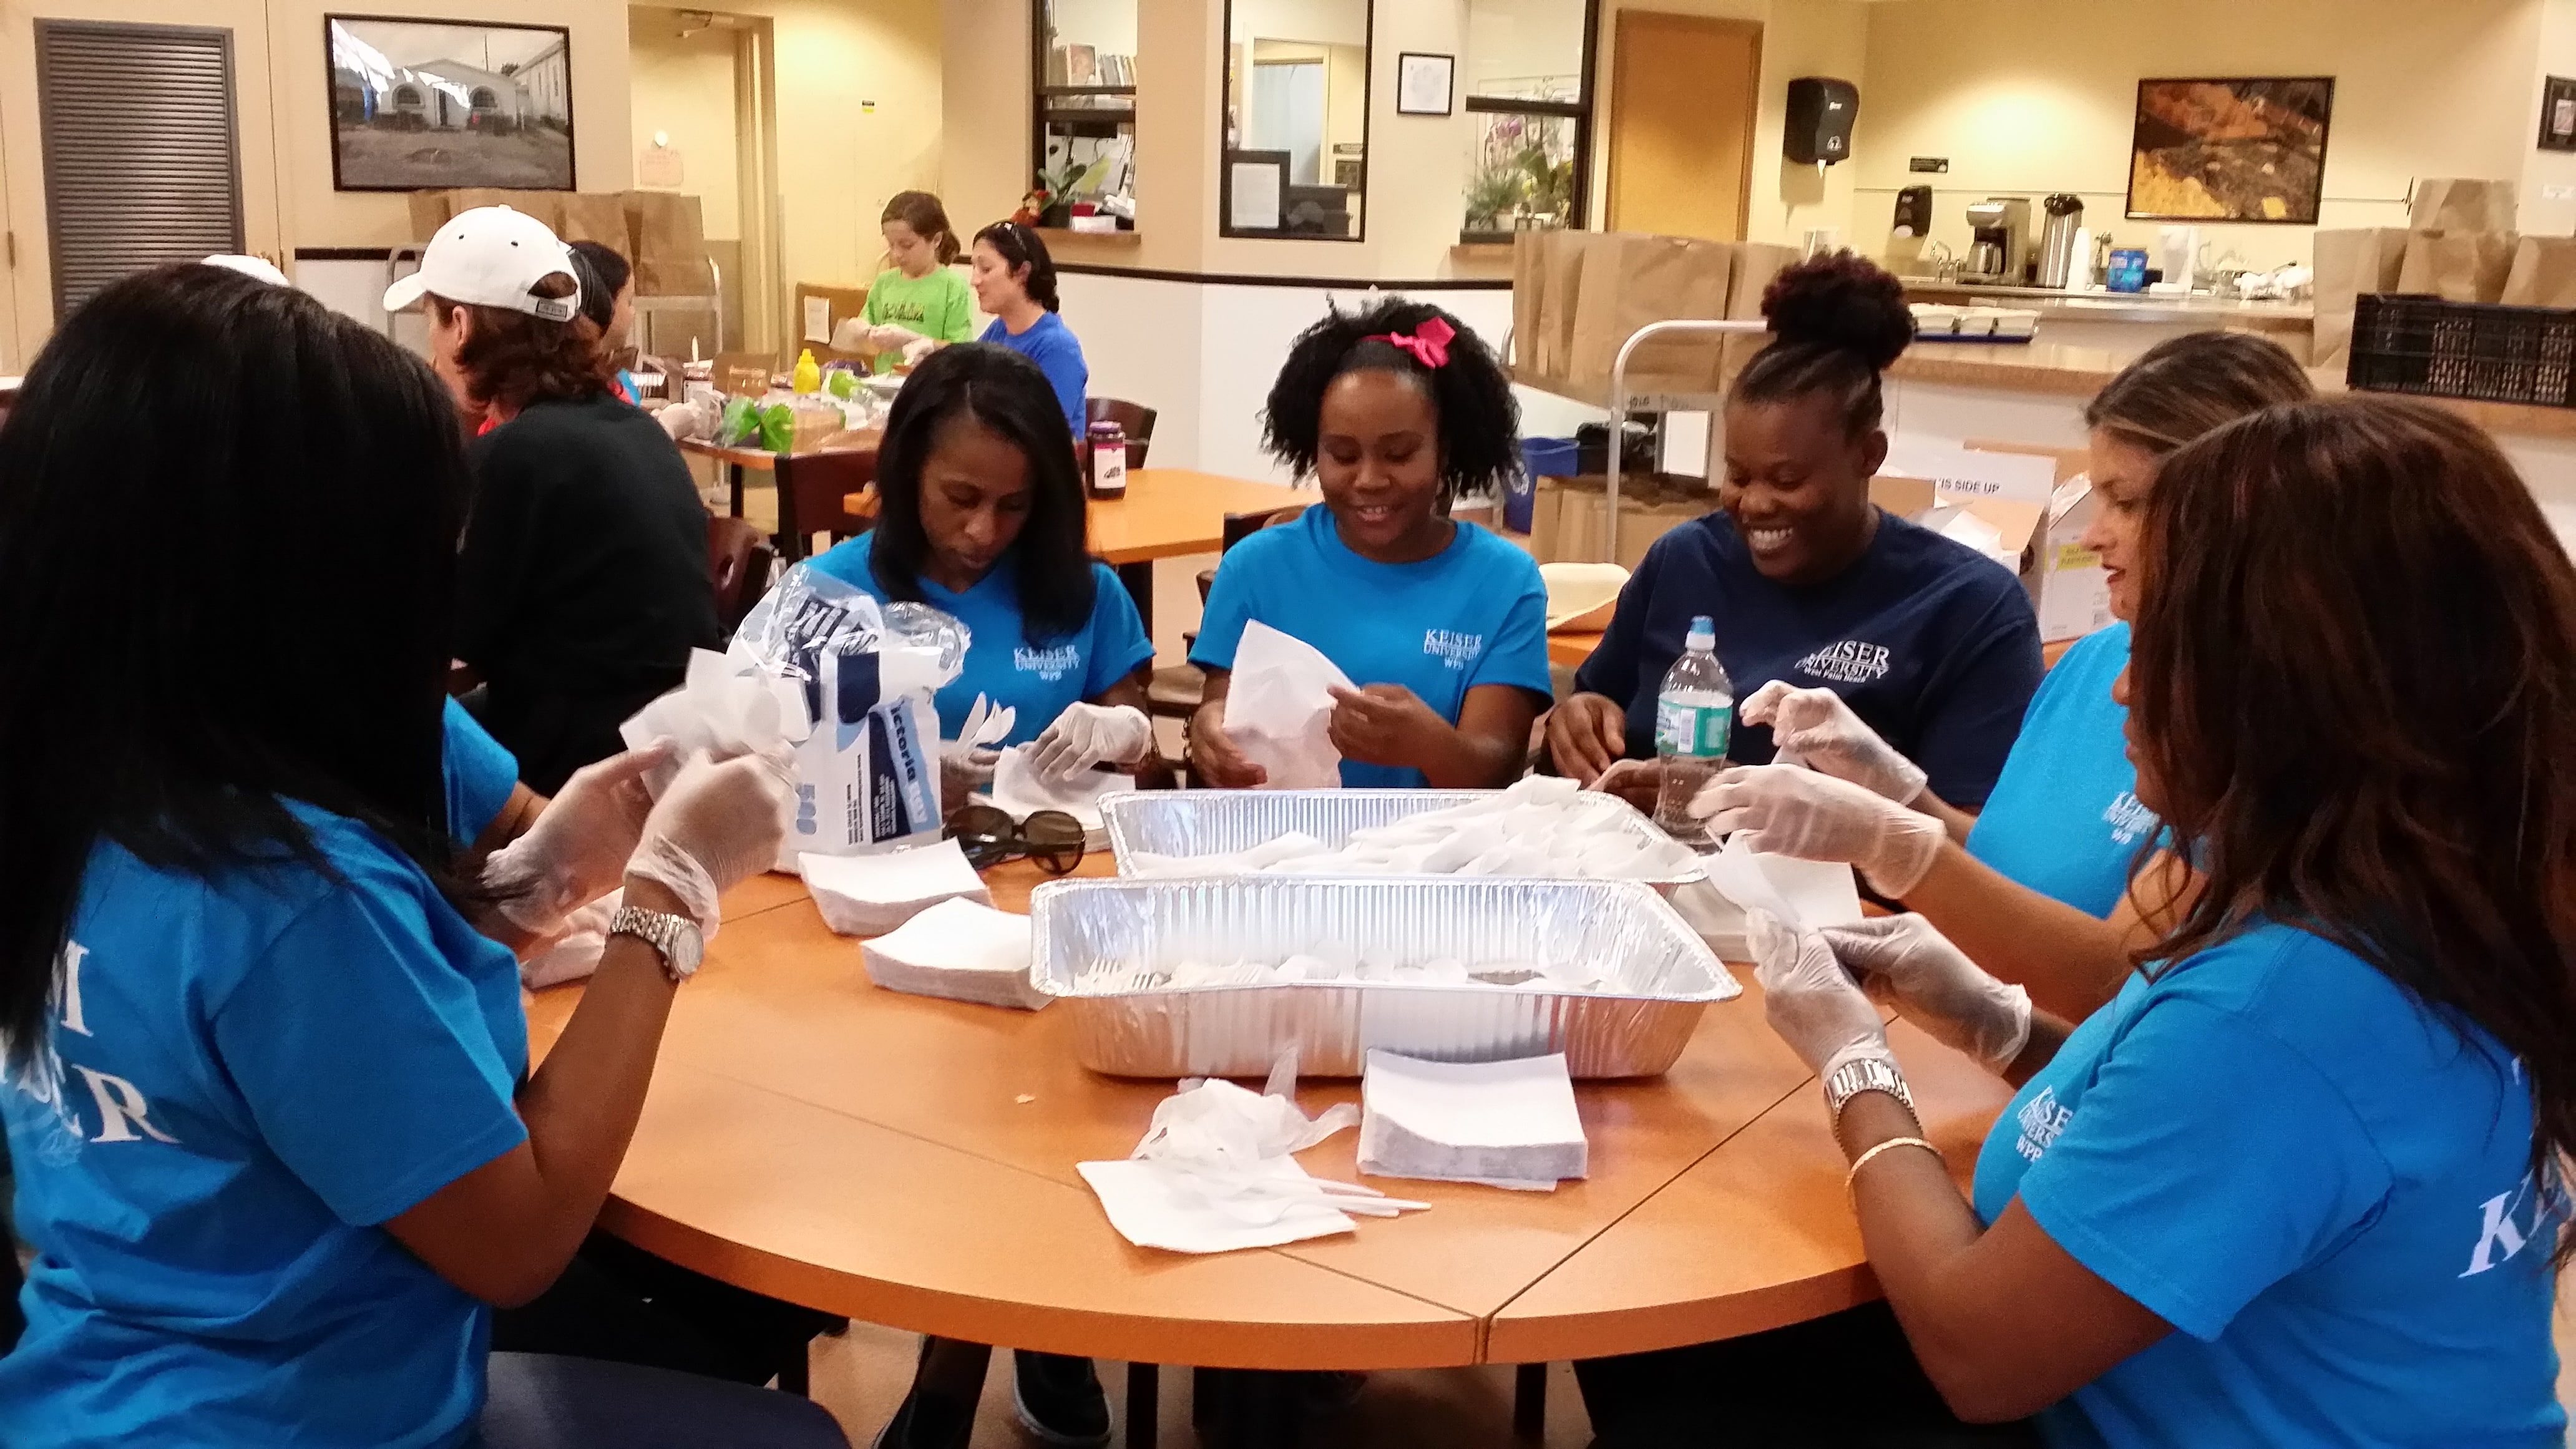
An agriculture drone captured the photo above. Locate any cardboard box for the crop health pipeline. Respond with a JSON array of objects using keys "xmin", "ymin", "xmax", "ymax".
[
  {"xmin": 1529, "ymin": 472, "xmax": 1715, "ymax": 572},
  {"xmin": 2030, "ymin": 478, "xmax": 2115, "ymax": 643},
  {"xmin": 1879, "ymin": 439, "xmax": 2109, "ymax": 643}
]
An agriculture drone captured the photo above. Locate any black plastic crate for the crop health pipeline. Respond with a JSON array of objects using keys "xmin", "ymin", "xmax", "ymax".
[{"xmin": 2348, "ymin": 293, "xmax": 2576, "ymax": 409}]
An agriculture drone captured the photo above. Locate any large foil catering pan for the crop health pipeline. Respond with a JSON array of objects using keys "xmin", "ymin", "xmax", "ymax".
[
  {"xmin": 1028, "ymin": 875, "xmax": 1740, "ymax": 1079},
  {"xmin": 1098, "ymin": 789, "xmax": 1705, "ymax": 895}
]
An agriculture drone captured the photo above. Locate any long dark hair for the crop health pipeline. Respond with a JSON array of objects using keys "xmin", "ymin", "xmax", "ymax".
[
  {"xmin": 567, "ymin": 240, "xmax": 632, "ymax": 333},
  {"xmin": 1732, "ymin": 252, "xmax": 1913, "ymax": 438},
  {"xmin": 0, "ymin": 265, "xmax": 474, "ymax": 1065},
  {"xmin": 973, "ymin": 220, "xmax": 1061, "ymax": 311},
  {"xmin": 885, "ymin": 190, "xmax": 964, "ymax": 266},
  {"xmin": 2084, "ymin": 331, "xmax": 2314, "ymax": 456},
  {"xmin": 2134, "ymin": 397, "xmax": 2576, "ymax": 1250},
  {"xmin": 1261, "ymin": 296, "xmax": 1521, "ymax": 506},
  {"xmin": 867, "ymin": 342, "xmax": 1096, "ymax": 643}
]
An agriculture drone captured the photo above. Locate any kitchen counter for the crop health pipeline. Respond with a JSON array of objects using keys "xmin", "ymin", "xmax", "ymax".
[{"xmin": 1900, "ymin": 277, "xmax": 2312, "ymax": 324}]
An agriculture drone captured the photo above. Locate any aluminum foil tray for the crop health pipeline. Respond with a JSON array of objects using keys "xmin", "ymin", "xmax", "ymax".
[
  {"xmin": 1098, "ymin": 789, "xmax": 1705, "ymax": 895},
  {"xmin": 1028, "ymin": 876, "xmax": 1740, "ymax": 1079}
]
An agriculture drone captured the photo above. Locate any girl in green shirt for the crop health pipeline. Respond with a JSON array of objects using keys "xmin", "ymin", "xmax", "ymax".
[{"xmin": 859, "ymin": 191, "xmax": 976, "ymax": 374}]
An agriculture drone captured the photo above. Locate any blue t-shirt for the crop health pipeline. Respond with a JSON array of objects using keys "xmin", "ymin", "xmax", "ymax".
[
  {"xmin": 1191, "ymin": 507, "xmax": 1552, "ymax": 789},
  {"xmin": 980, "ymin": 313, "xmax": 1088, "ymax": 436},
  {"xmin": 1963, "ymin": 623, "xmax": 2155, "ymax": 917},
  {"xmin": 0, "ymin": 793, "xmax": 530, "ymax": 1447},
  {"xmin": 443, "ymin": 697, "xmax": 520, "ymax": 844},
  {"xmin": 804, "ymin": 543, "xmax": 1153, "ymax": 747},
  {"xmin": 1573, "ymin": 510, "xmax": 2042, "ymax": 807},
  {"xmin": 1973, "ymin": 922, "xmax": 2563, "ymax": 1449}
]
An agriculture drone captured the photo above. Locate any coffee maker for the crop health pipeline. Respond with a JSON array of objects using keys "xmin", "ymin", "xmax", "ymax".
[{"xmin": 1962, "ymin": 197, "xmax": 2031, "ymax": 283}]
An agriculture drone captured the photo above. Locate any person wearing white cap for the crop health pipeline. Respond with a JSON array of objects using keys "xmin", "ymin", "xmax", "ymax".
[
  {"xmin": 202, "ymin": 253, "xmax": 292, "ymax": 288},
  {"xmin": 388, "ymin": 206, "xmax": 719, "ymax": 797}
]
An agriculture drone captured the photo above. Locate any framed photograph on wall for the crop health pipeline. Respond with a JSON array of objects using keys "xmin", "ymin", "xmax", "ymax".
[
  {"xmin": 2126, "ymin": 77, "xmax": 2333, "ymax": 224},
  {"xmin": 2542, "ymin": 76, "xmax": 2576, "ymax": 152},
  {"xmin": 326, "ymin": 14, "xmax": 575, "ymax": 191},
  {"xmin": 1397, "ymin": 52, "xmax": 1455, "ymax": 116}
]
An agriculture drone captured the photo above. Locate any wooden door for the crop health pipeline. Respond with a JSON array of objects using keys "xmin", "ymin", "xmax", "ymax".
[
  {"xmin": 0, "ymin": 0, "xmax": 284, "ymax": 361},
  {"xmin": 1606, "ymin": 11, "xmax": 1760, "ymax": 241}
]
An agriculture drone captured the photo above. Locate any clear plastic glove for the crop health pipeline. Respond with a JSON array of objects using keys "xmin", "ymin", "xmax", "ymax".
[
  {"xmin": 1692, "ymin": 764, "xmax": 1945, "ymax": 897},
  {"xmin": 1823, "ymin": 915, "xmax": 2032, "ymax": 1074},
  {"xmin": 624, "ymin": 748, "xmax": 796, "ymax": 938},
  {"xmin": 869, "ymin": 323, "xmax": 925, "ymax": 352},
  {"xmin": 483, "ymin": 741, "xmax": 675, "ymax": 935},
  {"xmin": 899, "ymin": 336, "xmax": 939, "ymax": 368},
  {"xmin": 1748, "ymin": 909, "xmax": 1891, "ymax": 1078},
  {"xmin": 655, "ymin": 397, "xmax": 715, "ymax": 443},
  {"xmin": 1740, "ymin": 682, "xmax": 1928, "ymax": 804},
  {"xmin": 940, "ymin": 739, "xmax": 1000, "ymax": 809},
  {"xmin": 1030, "ymin": 701, "xmax": 1154, "ymax": 781}
]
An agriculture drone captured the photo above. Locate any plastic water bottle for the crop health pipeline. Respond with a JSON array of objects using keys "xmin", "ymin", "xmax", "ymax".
[{"xmin": 1653, "ymin": 615, "xmax": 1734, "ymax": 844}]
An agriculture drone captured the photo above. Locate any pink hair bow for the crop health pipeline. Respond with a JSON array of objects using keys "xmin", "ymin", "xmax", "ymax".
[{"xmin": 1367, "ymin": 316, "xmax": 1455, "ymax": 369}]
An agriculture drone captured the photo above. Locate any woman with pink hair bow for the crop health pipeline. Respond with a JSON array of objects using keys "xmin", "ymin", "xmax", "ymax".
[{"xmin": 1189, "ymin": 298, "xmax": 1552, "ymax": 789}]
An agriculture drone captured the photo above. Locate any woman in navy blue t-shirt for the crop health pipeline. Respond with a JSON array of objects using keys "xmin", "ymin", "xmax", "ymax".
[{"xmin": 1548, "ymin": 255, "xmax": 2042, "ymax": 811}]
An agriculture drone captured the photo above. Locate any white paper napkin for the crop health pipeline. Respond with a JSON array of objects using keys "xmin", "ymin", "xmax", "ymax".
[
  {"xmin": 1700, "ymin": 834, "xmax": 1863, "ymax": 930},
  {"xmin": 988, "ymin": 745, "xmax": 1129, "ymax": 846},
  {"xmin": 1357, "ymin": 1051, "xmax": 1588, "ymax": 1191},
  {"xmin": 860, "ymin": 897, "xmax": 1047, "ymax": 1010},
  {"xmin": 799, "ymin": 839, "xmax": 991, "ymax": 937},
  {"xmin": 1223, "ymin": 621, "xmax": 1353, "ymax": 791}
]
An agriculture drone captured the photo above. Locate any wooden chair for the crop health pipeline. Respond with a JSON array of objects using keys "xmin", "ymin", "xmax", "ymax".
[
  {"xmin": 1148, "ymin": 504, "xmax": 1307, "ymax": 778},
  {"xmin": 707, "ymin": 514, "xmax": 775, "ymax": 639},
  {"xmin": 775, "ymin": 449, "xmax": 877, "ymax": 562},
  {"xmin": 1084, "ymin": 397, "xmax": 1158, "ymax": 468}
]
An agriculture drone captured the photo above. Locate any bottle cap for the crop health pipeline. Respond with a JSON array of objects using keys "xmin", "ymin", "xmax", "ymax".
[{"xmin": 1687, "ymin": 615, "xmax": 1715, "ymax": 649}]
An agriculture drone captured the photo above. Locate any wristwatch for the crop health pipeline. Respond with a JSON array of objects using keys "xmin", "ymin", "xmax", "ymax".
[
  {"xmin": 609, "ymin": 905, "xmax": 704, "ymax": 983},
  {"xmin": 1823, "ymin": 1055, "xmax": 1915, "ymax": 1125}
]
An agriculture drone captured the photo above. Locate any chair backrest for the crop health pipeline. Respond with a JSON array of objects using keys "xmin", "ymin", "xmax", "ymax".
[
  {"xmin": 780, "ymin": 449, "xmax": 878, "ymax": 560},
  {"xmin": 1085, "ymin": 397, "xmax": 1158, "ymax": 469},
  {"xmin": 706, "ymin": 514, "xmax": 774, "ymax": 636}
]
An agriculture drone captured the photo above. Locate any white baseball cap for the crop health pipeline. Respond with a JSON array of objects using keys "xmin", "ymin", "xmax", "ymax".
[
  {"xmin": 381, "ymin": 205, "xmax": 580, "ymax": 321},
  {"xmin": 204, "ymin": 254, "xmax": 291, "ymax": 287}
]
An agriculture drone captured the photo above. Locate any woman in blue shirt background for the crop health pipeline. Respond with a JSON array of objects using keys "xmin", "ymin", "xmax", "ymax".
[
  {"xmin": 1702, "ymin": 331, "xmax": 2314, "ymax": 1020},
  {"xmin": 1696, "ymin": 397, "xmax": 2576, "ymax": 1449},
  {"xmin": 804, "ymin": 341, "xmax": 1158, "ymax": 805},
  {"xmin": 0, "ymin": 265, "xmax": 831, "ymax": 1449},
  {"xmin": 1548, "ymin": 255, "xmax": 2043, "ymax": 811},
  {"xmin": 1189, "ymin": 299, "xmax": 1551, "ymax": 791},
  {"xmin": 968, "ymin": 221, "xmax": 1088, "ymax": 436}
]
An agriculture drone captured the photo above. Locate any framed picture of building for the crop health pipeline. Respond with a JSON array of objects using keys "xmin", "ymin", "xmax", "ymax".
[
  {"xmin": 326, "ymin": 15, "xmax": 574, "ymax": 191},
  {"xmin": 2126, "ymin": 77, "xmax": 2333, "ymax": 224}
]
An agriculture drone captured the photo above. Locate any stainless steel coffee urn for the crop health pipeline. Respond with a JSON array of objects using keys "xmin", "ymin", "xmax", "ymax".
[{"xmin": 2036, "ymin": 193, "xmax": 2086, "ymax": 289}]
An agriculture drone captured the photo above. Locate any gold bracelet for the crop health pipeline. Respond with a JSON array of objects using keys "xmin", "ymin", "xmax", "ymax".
[{"xmin": 1845, "ymin": 1136, "xmax": 1941, "ymax": 1194}]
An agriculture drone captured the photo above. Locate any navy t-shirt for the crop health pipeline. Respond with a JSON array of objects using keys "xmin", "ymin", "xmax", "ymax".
[{"xmin": 1573, "ymin": 509, "xmax": 2043, "ymax": 807}]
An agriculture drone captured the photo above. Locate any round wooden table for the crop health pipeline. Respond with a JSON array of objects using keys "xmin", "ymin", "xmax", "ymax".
[{"xmin": 529, "ymin": 861, "xmax": 2009, "ymax": 1442}]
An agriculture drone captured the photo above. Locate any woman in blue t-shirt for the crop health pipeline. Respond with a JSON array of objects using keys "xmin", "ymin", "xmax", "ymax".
[
  {"xmin": 1549, "ymin": 254, "xmax": 2044, "ymax": 812},
  {"xmin": 968, "ymin": 220, "xmax": 1088, "ymax": 436},
  {"xmin": 1700, "ymin": 333, "xmax": 2314, "ymax": 1019},
  {"xmin": 1689, "ymin": 398, "xmax": 2576, "ymax": 1449},
  {"xmin": 804, "ymin": 341, "xmax": 1158, "ymax": 807},
  {"xmin": 0, "ymin": 265, "xmax": 836, "ymax": 1449},
  {"xmin": 1188, "ymin": 299, "xmax": 1552, "ymax": 791}
]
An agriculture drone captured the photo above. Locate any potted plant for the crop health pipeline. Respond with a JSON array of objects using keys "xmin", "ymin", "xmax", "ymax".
[{"xmin": 1463, "ymin": 162, "xmax": 1526, "ymax": 242}]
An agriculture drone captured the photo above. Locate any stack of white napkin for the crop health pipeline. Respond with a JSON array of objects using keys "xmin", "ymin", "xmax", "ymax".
[
  {"xmin": 799, "ymin": 839, "xmax": 990, "ymax": 936},
  {"xmin": 859, "ymin": 897, "xmax": 1048, "ymax": 1010},
  {"xmin": 1357, "ymin": 1051, "xmax": 1589, "ymax": 1191},
  {"xmin": 987, "ymin": 745, "xmax": 1128, "ymax": 849}
]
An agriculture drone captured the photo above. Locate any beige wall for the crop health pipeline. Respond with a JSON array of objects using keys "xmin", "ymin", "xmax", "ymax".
[
  {"xmin": 2525, "ymin": 0, "xmax": 2576, "ymax": 237},
  {"xmin": 1852, "ymin": 0, "xmax": 2545, "ymax": 271}
]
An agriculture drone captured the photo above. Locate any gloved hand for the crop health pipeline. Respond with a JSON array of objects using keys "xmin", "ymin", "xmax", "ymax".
[
  {"xmin": 1740, "ymin": 682, "xmax": 1928, "ymax": 804},
  {"xmin": 899, "ymin": 336, "xmax": 939, "ymax": 368},
  {"xmin": 1748, "ymin": 910, "xmax": 1891, "ymax": 1078},
  {"xmin": 483, "ymin": 741, "xmax": 675, "ymax": 935},
  {"xmin": 940, "ymin": 739, "xmax": 1000, "ymax": 809},
  {"xmin": 655, "ymin": 397, "xmax": 716, "ymax": 443},
  {"xmin": 869, "ymin": 323, "xmax": 925, "ymax": 351},
  {"xmin": 624, "ymin": 748, "xmax": 796, "ymax": 939},
  {"xmin": 1692, "ymin": 764, "xmax": 1946, "ymax": 897},
  {"xmin": 1822, "ymin": 915, "xmax": 2032, "ymax": 1074},
  {"xmin": 1030, "ymin": 701, "xmax": 1154, "ymax": 781}
]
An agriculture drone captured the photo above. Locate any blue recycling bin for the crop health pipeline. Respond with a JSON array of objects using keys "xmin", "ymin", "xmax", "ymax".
[{"xmin": 1513, "ymin": 437, "xmax": 1580, "ymax": 534}]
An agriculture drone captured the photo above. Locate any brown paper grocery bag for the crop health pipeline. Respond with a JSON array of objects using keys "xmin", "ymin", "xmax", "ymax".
[
  {"xmin": 1512, "ymin": 232, "xmax": 1547, "ymax": 375},
  {"xmin": 2397, "ymin": 231, "xmax": 2517, "ymax": 304},
  {"xmin": 447, "ymin": 189, "xmax": 566, "ymax": 233},
  {"xmin": 1567, "ymin": 233, "xmax": 1735, "ymax": 391},
  {"xmin": 1722, "ymin": 242, "xmax": 1801, "ymax": 380},
  {"xmin": 2409, "ymin": 178, "xmax": 2518, "ymax": 234},
  {"xmin": 2500, "ymin": 237, "xmax": 2576, "ymax": 307},
  {"xmin": 1534, "ymin": 229, "xmax": 1594, "ymax": 382},
  {"xmin": 623, "ymin": 191, "xmax": 717, "ymax": 296},
  {"xmin": 2311, "ymin": 228, "xmax": 2412, "ymax": 369},
  {"xmin": 407, "ymin": 190, "xmax": 461, "ymax": 242},
  {"xmin": 555, "ymin": 193, "xmax": 635, "ymax": 253}
]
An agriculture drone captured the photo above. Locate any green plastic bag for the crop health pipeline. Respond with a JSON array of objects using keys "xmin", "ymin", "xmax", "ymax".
[
  {"xmin": 758, "ymin": 401, "xmax": 795, "ymax": 454},
  {"xmin": 715, "ymin": 397, "xmax": 759, "ymax": 448},
  {"xmin": 825, "ymin": 368, "xmax": 859, "ymax": 401}
]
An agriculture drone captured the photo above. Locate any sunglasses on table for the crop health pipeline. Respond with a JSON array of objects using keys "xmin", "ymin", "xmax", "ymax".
[{"xmin": 944, "ymin": 803, "xmax": 1087, "ymax": 875}]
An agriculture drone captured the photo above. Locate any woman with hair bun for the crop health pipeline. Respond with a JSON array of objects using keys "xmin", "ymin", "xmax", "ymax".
[
  {"xmin": 970, "ymin": 220, "xmax": 1088, "ymax": 434},
  {"xmin": 1547, "ymin": 253, "xmax": 2043, "ymax": 813}
]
